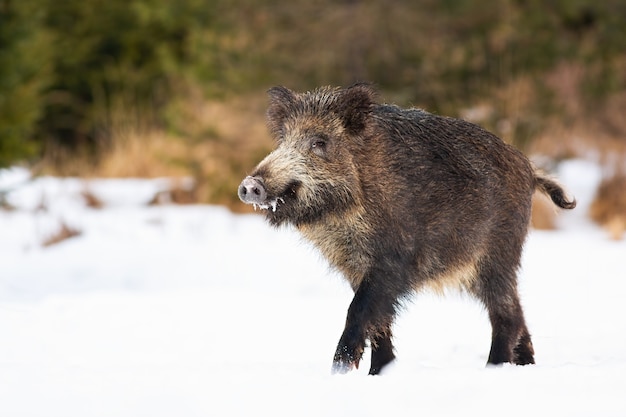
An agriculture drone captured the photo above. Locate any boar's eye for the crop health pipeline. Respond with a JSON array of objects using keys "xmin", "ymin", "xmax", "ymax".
[{"xmin": 310, "ymin": 136, "xmax": 328, "ymax": 156}]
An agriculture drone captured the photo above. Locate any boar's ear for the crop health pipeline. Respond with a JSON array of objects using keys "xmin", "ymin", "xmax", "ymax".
[
  {"xmin": 337, "ymin": 83, "xmax": 376, "ymax": 135},
  {"xmin": 267, "ymin": 86, "xmax": 296, "ymax": 138}
]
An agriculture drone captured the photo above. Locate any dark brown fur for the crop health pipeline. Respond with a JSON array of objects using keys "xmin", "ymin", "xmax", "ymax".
[{"xmin": 238, "ymin": 84, "xmax": 576, "ymax": 374}]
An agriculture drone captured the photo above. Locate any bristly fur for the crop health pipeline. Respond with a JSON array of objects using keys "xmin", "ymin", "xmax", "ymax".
[{"xmin": 240, "ymin": 84, "xmax": 576, "ymax": 375}]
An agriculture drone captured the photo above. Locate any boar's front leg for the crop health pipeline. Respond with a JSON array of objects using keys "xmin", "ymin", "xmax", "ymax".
[
  {"xmin": 369, "ymin": 329, "xmax": 396, "ymax": 375},
  {"xmin": 332, "ymin": 271, "xmax": 399, "ymax": 374}
]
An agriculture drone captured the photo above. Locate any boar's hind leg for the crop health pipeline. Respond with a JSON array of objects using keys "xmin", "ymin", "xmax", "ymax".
[
  {"xmin": 513, "ymin": 328, "xmax": 535, "ymax": 365},
  {"xmin": 472, "ymin": 268, "xmax": 535, "ymax": 366},
  {"xmin": 332, "ymin": 276, "xmax": 398, "ymax": 374},
  {"xmin": 486, "ymin": 304, "xmax": 534, "ymax": 366}
]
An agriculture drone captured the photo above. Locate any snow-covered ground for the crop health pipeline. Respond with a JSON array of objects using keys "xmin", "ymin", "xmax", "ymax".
[{"xmin": 0, "ymin": 160, "xmax": 624, "ymax": 417}]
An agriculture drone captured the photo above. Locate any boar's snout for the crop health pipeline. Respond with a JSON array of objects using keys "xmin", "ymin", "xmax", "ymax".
[{"xmin": 238, "ymin": 176, "xmax": 267, "ymax": 205}]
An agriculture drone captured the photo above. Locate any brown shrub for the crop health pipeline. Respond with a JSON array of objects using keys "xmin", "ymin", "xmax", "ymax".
[
  {"xmin": 590, "ymin": 171, "xmax": 626, "ymax": 240},
  {"xmin": 531, "ymin": 191, "xmax": 557, "ymax": 230}
]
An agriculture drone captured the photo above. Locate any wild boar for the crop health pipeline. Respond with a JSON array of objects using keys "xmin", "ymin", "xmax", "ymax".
[{"xmin": 238, "ymin": 84, "xmax": 576, "ymax": 375}]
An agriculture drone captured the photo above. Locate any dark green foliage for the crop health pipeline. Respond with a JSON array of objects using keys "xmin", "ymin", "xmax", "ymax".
[
  {"xmin": 0, "ymin": 0, "xmax": 624, "ymax": 167},
  {"xmin": 39, "ymin": 0, "xmax": 214, "ymax": 150},
  {"xmin": 0, "ymin": 0, "xmax": 50, "ymax": 167}
]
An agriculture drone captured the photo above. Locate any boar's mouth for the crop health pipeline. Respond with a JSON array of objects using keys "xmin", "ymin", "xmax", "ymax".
[{"xmin": 256, "ymin": 180, "xmax": 300, "ymax": 214}]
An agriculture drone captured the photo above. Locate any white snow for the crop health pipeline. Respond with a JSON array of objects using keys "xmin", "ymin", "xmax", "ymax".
[{"xmin": 1, "ymin": 160, "xmax": 625, "ymax": 417}]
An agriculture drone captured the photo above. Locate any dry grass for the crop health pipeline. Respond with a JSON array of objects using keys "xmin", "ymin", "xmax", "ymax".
[
  {"xmin": 81, "ymin": 188, "xmax": 104, "ymax": 209},
  {"xmin": 42, "ymin": 221, "xmax": 82, "ymax": 247},
  {"xmin": 39, "ymin": 90, "xmax": 272, "ymax": 211},
  {"xmin": 529, "ymin": 61, "xmax": 626, "ymax": 161},
  {"xmin": 148, "ymin": 178, "xmax": 197, "ymax": 205},
  {"xmin": 94, "ymin": 130, "xmax": 267, "ymax": 209},
  {"xmin": 96, "ymin": 131, "xmax": 191, "ymax": 179},
  {"xmin": 169, "ymin": 90, "xmax": 272, "ymax": 211}
]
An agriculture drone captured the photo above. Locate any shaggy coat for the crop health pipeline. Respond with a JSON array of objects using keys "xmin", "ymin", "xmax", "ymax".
[{"xmin": 238, "ymin": 84, "xmax": 576, "ymax": 374}]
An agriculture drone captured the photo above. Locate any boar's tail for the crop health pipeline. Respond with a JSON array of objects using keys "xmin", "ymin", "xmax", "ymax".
[{"xmin": 534, "ymin": 173, "xmax": 577, "ymax": 210}]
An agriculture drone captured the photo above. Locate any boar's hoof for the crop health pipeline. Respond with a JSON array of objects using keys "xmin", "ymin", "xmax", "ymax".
[
  {"xmin": 238, "ymin": 176, "xmax": 267, "ymax": 205},
  {"xmin": 331, "ymin": 343, "xmax": 364, "ymax": 374}
]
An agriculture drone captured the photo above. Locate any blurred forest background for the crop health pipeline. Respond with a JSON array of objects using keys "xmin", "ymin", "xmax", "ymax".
[{"xmin": 1, "ymin": 0, "xmax": 625, "ymax": 210}]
